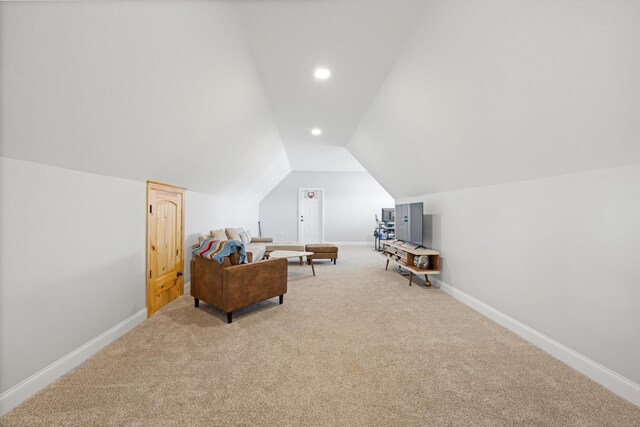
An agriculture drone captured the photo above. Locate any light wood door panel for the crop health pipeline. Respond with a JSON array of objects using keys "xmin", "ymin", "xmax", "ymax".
[
  {"xmin": 154, "ymin": 200, "xmax": 178, "ymax": 278},
  {"xmin": 154, "ymin": 284, "xmax": 182, "ymax": 314},
  {"xmin": 147, "ymin": 181, "xmax": 184, "ymax": 317}
]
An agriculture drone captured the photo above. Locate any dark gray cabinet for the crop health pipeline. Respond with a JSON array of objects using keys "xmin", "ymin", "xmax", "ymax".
[{"xmin": 395, "ymin": 202, "xmax": 423, "ymax": 245}]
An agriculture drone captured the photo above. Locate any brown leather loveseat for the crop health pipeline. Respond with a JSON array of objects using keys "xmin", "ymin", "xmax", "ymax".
[{"xmin": 191, "ymin": 252, "xmax": 288, "ymax": 323}]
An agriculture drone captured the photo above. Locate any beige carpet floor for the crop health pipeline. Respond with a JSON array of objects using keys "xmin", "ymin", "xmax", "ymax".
[{"xmin": 3, "ymin": 246, "xmax": 639, "ymax": 426}]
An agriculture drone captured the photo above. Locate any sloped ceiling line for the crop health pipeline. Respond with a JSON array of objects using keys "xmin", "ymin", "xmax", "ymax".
[
  {"xmin": 236, "ymin": 0, "xmax": 426, "ymax": 173},
  {"xmin": 0, "ymin": 1, "xmax": 291, "ymax": 201},
  {"xmin": 346, "ymin": 0, "xmax": 640, "ymax": 199}
]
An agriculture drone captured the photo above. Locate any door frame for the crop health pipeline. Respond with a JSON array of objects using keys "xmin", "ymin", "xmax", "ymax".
[
  {"xmin": 298, "ymin": 187, "xmax": 325, "ymax": 244},
  {"xmin": 146, "ymin": 180, "xmax": 185, "ymax": 317}
]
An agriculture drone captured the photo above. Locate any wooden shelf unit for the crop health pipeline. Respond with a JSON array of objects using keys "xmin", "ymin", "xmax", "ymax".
[{"xmin": 381, "ymin": 240, "xmax": 440, "ymax": 286}]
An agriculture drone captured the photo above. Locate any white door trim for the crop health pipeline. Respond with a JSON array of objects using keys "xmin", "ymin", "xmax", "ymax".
[{"xmin": 298, "ymin": 188, "xmax": 325, "ymax": 244}]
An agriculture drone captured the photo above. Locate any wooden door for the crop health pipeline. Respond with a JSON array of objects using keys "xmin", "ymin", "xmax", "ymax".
[{"xmin": 146, "ymin": 181, "xmax": 185, "ymax": 317}]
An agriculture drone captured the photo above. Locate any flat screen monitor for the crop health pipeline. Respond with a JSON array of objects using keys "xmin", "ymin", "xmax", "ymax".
[
  {"xmin": 395, "ymin": 202, "xmax": 423, "ymax": 246},
  {"xmin": 381, "ymin": 208, "xmax": 395, "ymax": 223}
]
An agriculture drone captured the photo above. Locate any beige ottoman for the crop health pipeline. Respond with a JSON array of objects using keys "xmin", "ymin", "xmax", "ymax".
[{"xmin": 305, "ymin": 244, "xmax": 339, "ymax": 265}]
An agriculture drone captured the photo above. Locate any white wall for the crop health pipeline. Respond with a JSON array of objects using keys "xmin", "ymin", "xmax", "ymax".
[
  {"xmin": 0, "ymin": 1, "xmax": 290, "ymax": 201},
  {"xmin": 184, "ymin": 191, "xmax": 258, "ymax": 283},
  {"xmin": 259, "ymin": 171, "xmax": 394, "ymax": 243},
  {"xmin": 0, "ymin": 158, "xmax": 146, "ymax": 398},
  {"xmin": 344, "ymin": 0, "xmax": 640, "ymax": 401},
  {"xmin": 0, "ymin": 1, "xmax": 282, "ymax": 412},
  {"xmin": 0, "ymin": 157, "xmax": 259, "ymax": 412},
  {"xmin": 400, "ymin": 164, "xmax": 640, "ymax": 386},
  {"xmin": 347, "ymin": 0, "xmax": 640, "ymax": 198}
]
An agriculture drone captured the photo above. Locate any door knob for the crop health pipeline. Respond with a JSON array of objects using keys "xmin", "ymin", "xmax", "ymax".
[{"xmin": 177, "ymin": 271, "xmax": 183, "ymax": 277}]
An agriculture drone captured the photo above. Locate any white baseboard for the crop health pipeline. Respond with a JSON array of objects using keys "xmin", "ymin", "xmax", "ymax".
[
  {"xmin": 184, "ymin": 281, "xmax": 191, "ymax": 295},
  {"xmin": 4, "ymin": 282, "xmax": 637, "ymax": 414},
  {"xmin": 0, "ymin": 308, "xmax": 147, "ymax": 416},
  {"xmin": 435, "ymin": 278, "xmax": 640, "ymax": 407}
]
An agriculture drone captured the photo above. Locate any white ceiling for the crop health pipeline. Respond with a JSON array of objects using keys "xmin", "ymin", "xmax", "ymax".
[
  {"xmin": 348, "ymin": 0, "xmax": 640, "ymax": 198},
  {"xmin": 4, "ymin": 0, "xmax": 635, "ymax": 202},
  {"xmin": 0, "ymin": 1, "xmax": 290, "ymax": 201},
  {"xmin": 237, "ymin": 0, "xmax": 425, "ymax": 172}
]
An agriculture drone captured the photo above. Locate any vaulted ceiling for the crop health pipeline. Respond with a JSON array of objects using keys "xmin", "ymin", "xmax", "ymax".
[
  {"xmin": 1, "ymin": 0, "xmax": 638, "ymax": 201},
  {"xmin": 236, "ymin": 0, "xmax": 425, "ymax": 172},
  {"xmin": 0, "ymin": 1, "xmax": 290, "ymax": 201},
  {"xmin": 347, "ymin": 0, "xmax": 640, "ymax": 199}
]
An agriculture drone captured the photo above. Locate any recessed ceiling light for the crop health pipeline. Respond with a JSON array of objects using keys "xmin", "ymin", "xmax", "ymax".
[
  {"xmin": 314, "ymin": 68, "xmax": 331, "ymax": 80},
  {"xmin": 311, "ymin": 128, "xmax": 322, "ymax": 136}
]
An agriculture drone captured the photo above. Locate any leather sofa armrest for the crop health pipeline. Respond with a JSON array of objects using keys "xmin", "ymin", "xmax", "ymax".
[
  {"xmin": 250, "ymin": 237, "xmax": 273, "ymax": 243},
  {"xmin": 222, "ymin": 258, "xmax": 287, "ymax": 312}
]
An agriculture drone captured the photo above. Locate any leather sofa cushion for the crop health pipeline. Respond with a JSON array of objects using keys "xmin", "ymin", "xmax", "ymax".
[
  {"xmin": 305, "ymin": 244, "xmax": 338, "ymax": 254},
  {"xmin": 251, "ymin": 236, "xmax": 273, "ymax": 243}
]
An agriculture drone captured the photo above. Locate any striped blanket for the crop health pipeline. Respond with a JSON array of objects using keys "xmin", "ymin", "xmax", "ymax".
[{"xmin": 193, "ymin": 239, "xmax": 247, "ymax": 264}]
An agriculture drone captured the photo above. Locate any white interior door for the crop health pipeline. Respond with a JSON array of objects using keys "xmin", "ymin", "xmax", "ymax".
[{"xmin": 299, "ymin": 188, "xmax": 323, "ymax": 244}]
